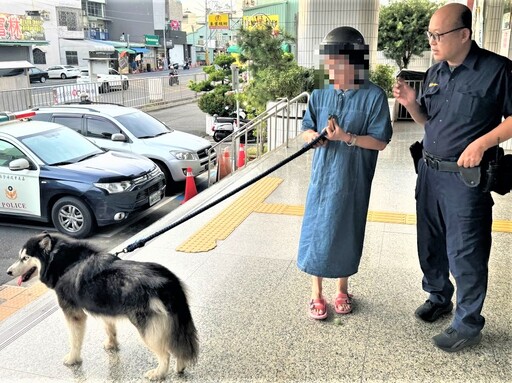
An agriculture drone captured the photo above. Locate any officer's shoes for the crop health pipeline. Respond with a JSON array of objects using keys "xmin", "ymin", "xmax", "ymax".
[
  {"xmin": 415, "ymin": 300, "xmax": 453, "ymax": 322},
  {"xmin": 432, "ymin": 326, "xmax": 482, "ymax": 352}
]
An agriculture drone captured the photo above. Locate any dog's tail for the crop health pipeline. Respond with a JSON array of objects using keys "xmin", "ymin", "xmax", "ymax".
[{"xmin": 158, "ymin": 270, "xmax": 199, "ymax": 364}]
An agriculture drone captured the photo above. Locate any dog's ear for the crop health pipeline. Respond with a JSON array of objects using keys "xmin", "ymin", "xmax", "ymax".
[{"xmin": 39, "ymin": 232, "xmax": 53, "ymax": 253}]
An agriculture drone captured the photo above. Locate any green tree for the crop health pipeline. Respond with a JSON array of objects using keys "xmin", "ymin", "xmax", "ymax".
[
  {"xmin": 378, "ymin": 0, "xmax": 440, "ymax": 69},
  {"xmin": 236, "ymin": 24, "xmax": 314, "ymax": 114}
]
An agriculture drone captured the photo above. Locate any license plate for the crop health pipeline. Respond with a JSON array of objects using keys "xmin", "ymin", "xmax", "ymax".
[{"xmin": 149, "ymin": 191, "xmax": 161, "ymax": 206}]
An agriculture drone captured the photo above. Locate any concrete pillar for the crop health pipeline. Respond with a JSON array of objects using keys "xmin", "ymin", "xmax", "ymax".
[{"xmin": 296, "ymin": 0, "xmax": 380, "ymax": 68}]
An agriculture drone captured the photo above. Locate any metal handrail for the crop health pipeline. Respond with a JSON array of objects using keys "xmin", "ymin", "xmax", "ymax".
[{"xmin": 206, "ymin": 91, "xmax": 310, "ymax": 187}]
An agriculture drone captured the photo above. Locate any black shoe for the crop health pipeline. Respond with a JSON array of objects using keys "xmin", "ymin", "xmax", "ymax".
[
  {"xmin": 415, "ymin": 300, "xmax": 453, "ymax": 322},
  {"xmin": 432, "ymin": 326, "xmax": 482, "ymax": 352}
]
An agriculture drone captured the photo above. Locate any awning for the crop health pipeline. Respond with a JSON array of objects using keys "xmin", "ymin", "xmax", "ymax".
[
  {"xmin": 0, "ymin": 40, "xmax": 49, "ymax": 46},
  {"xmin": 132, "ymin": 47, "xmax": 150, "ymax": 54},
  {"xmin": 0, "ymin": 60, "xmax": 33, "ymax": 69},
  {"xmin": 60, "ymin": 39, "xmax": 115, "ymax": 52},
  {"xmin": 116, "ymin": 47, "xmax": 136, "ymax": 54}
]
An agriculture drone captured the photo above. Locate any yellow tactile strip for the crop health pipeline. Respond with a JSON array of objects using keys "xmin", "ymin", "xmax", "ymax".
[
  {"xmin": 177, "ymin": 176, "xmax": 512, "ymax": 253},
  {"xmin": 0, "ymin": 283, "xmax": 48, "ymax": 321},
  {"xmin": 176, "ymin": 177, "xmax": 284, "ymax": 253}
]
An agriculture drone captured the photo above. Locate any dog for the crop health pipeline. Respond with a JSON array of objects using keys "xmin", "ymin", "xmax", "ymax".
[{"xmin": 6, "ymin": 232, "xmax": 198, "ymax": 381}]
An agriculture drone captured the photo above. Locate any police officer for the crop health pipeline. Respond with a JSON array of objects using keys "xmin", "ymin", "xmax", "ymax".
[{"xmin": 394, "ymin": 3, "xmax": 512, "ymax": 352}]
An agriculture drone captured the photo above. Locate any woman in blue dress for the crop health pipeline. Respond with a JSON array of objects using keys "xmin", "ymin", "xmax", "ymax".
[{"xmin": 297, "ymin": 27, "xmax": 393, "ymax": 319}]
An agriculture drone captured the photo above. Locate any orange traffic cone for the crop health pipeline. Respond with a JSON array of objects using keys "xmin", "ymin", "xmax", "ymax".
[
  {"xmin": 217, "ymin": 147, "xmax": 232, "ymax": 181},
  {"xmin": 237, "ymin": 143, "xmax": 246, "ymax": 168},
  {"xmin": 181, "ymin": 167, "xmax": 198, "ymax": 204}
]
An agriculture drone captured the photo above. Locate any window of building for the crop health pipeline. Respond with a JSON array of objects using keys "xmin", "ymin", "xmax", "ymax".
[
  {"xmin": 65, "ymin": 51, "xmax": 79, "ymax": 66},
  {"xmin": 87, "ymin": 2, "xmax": 104, "ymax": 17},
  {"xmin": 33, "ymin": 48, "xmax": 46, "ymax": 65},
  {"xmin": 57, "ymin": 7, "xmax": 81, "ymax": 31}
]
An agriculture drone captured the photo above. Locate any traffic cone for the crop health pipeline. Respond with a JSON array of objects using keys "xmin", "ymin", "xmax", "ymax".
[
  {"xmin": 181, "ymin": 167, "xmax": 198, "ymax": 204},
  {"xmin": 217, "ymin": 147, "xmax": 232, "ymax": 181},
  {"xmin": 237, "ymin": 143, "xmax": 246, "ymax": 168}
]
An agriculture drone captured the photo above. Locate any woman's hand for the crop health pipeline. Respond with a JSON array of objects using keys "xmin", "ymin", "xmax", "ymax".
[
  {"xmin": 303, "ymin": 129, "xmax": 328, "ymax": 148},
  {"xmin": 325, "ymin": 117, "xmax": 350, "ymax": 143}
]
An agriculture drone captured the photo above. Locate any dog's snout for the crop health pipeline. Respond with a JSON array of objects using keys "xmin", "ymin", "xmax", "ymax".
[{"xmin": 7, "ymin": 270, "xmax": 12, "ymax": 276}]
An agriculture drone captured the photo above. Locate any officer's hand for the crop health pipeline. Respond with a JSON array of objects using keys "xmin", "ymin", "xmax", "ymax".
[
  {"xmin": 393, "ymin": 78, "xmax": 416, "ymax": 108},
  {"xmin": 303, "ymin": 129, "xmax": 328, "ymax": 148},
  {"xmin": 457, "ymin": 141, "xmax": 486, "ymax": 168}
]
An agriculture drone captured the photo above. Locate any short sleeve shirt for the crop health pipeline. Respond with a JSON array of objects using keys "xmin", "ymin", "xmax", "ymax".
[{"xmin": 418, "ymin": 41, "xmax": 512, "ymax": 159}]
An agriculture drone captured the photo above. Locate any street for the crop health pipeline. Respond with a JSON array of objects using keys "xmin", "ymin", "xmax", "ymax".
[{"xmin": 0, "ymin": 101, "xmax": 211, "ymax": 285}]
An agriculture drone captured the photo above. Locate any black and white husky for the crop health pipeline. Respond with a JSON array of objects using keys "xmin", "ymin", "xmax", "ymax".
[{"xmin": 6, "ymin": 232, "xmax": 198, "ymax": 381}]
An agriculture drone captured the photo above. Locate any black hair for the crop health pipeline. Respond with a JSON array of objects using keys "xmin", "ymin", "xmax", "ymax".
[{"xmin": 460, "ymin": 6, "xmax": 473, "ymax": 38}]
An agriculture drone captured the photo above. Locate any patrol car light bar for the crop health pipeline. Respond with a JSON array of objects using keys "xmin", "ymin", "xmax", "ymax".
[{"xmin": 0, "ymin": 111, "xmax": 36, "ymax": 123}]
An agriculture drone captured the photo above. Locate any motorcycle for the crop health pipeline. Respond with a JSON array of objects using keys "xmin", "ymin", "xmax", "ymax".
[
  {"xmin": 169, "ymin": 69, "xmax": 179, "ymax": 86},
  {"xmin": 212, "ymin": 108, "xmax": 254, "ymax": 143},
  {"xmin": 183, "ymin": 61, "xmax": 191, "ymax": 70}
]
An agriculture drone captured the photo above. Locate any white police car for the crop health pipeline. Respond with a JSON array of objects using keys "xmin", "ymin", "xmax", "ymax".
[{"xmin": 0, "ymin": 111, "xmax": 165, "ymax": 238}]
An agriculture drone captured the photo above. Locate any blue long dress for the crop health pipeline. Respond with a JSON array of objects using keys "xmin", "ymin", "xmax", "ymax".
[{"xmin": 297, "ymin": 84, "xmax": 393, "ymax": 278}]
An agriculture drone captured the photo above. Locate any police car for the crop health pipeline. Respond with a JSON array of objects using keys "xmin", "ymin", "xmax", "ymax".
[{"xmin": 0, "ymin": 111, "xmax": 165, "ymax": 238}]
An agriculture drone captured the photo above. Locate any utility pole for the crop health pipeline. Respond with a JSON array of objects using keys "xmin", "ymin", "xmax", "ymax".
[
  {"xmin": 205, "ymin": 0, "xmax": 209, "ymax": 65},
  {"xmin": 163, "ymin": 17, "xmax": 169, "ymax": 70}
]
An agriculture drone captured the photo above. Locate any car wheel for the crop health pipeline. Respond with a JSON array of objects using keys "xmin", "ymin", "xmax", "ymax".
[
  {"xmin": 40, "ymin": 76, "xmax": 46, "ymax": 83},
  {"xmin": 122, "ymin": 80, "xmax": 129, "ymax": 90},
  {"xmin": 155, "ymin": 161, "xmax": 180, "ymax": 195},
  {"xmin": 51, "ymin": 196, "xmax": 95, "ymax": 238},
  {"xmin": 101, "ymin": 83, "xmax": 110, "ymax": 93},
  {"xmin": 61, "ymin": 73, "xmax": 67, "ymax": 79}
]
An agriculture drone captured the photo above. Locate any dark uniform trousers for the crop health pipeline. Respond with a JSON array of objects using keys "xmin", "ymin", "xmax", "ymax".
[{"xmin": 416, "ymin": 159, "xmax": 493, "ymax": 336}]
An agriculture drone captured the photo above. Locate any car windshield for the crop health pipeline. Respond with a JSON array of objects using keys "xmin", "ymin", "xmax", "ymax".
[
  {"xmin": 20, "ymin": 126, "xmax": 103, "ymax": 165},
  {"xmin": 114, "ymin": 111, "xmax": 174, "ymax": 138}
]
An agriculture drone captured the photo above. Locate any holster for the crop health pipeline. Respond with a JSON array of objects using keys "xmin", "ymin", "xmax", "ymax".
[
  {"xmin": 409, "ymin": 141, "xmax": 423, "ymax": 174},
  {"xmin": 482, "ymin": 147, "xmax": 512, "ymax": 195}
]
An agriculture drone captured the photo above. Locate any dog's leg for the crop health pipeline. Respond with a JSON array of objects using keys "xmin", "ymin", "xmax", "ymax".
[
  {"xmin": 102, "ymin": 318, "xmax": 119, "ymax": 351},
  {"xmin": 63, "ymin": 309, "xmax": 87, "ymax": 365},
  {"xmin": 139, "ymin": 311, "xmax": 171, "ymax": 381}
]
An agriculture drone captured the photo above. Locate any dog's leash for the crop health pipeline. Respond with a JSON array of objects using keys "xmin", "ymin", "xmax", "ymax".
[{"xmin": 113, "ymin": 131, "xmax": 328, "ymax": 256}]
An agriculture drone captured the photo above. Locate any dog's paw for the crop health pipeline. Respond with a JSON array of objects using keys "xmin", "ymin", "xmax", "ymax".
[
  {"xmin": 63, "ymin": 354, "xmax": 82, "ymax": 366},
  {"xmin": 103, "ymin": 339, "xmax": 119, "ymax": 351},
  {"xmin": 176, "ymin": 359, "xmax": 186, "ymax": 374},
  {"xmin": 144, "ymin": 369, "xmax": 166, "ymax": 381}
]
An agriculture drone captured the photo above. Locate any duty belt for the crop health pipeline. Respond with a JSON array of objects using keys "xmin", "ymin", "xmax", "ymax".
[
  {"xmin": 423, "ymin": 151, "xmax": 459, "ymax": 172},
  {"xmin": 422, "ymin": 151, "xmax": 481, "ymax": 187}
]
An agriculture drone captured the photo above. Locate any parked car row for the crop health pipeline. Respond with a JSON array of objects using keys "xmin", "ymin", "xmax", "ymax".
[{"xmin": 0, "ymin": 104, "xmax": 216, "ymax": 238}]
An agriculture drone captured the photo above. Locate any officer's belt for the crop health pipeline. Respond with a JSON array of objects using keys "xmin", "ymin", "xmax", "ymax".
[
  {"xmin": 422, "ymin": 151, "xmax": 481, "ymax": 187},
  {"xmin": 423, "ymin": 151, "xmax": 459, "ymax": 172}
]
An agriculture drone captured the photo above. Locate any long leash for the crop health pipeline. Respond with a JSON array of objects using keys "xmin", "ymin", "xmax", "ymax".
[{"xmin": 113, "ymin": 131, "xmax": 327, "ymax": 256}]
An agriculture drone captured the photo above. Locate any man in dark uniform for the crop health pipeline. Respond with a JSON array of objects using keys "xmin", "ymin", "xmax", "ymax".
[{"xmin": 393, "ymin": 3, "xmax": 512, "ymax": 352}]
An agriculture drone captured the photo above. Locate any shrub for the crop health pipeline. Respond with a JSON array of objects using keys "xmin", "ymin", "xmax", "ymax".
[{"xmin": 369, "ymin": 64, "xmax": 395, "ymax": 98}]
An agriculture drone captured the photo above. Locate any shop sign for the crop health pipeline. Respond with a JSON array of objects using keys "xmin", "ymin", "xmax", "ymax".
[
  {"xmin": 0, "ymin": 13, "xmax": 45, "ymax": 40},
  {"xmin": 208, "ymin": 13, "xmax": 229, "ymax": 30}
]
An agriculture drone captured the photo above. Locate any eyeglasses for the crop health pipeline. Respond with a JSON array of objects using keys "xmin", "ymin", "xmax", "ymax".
[{"xmin": 425, "ymin": 26, "xmax": 466, "ymax": 42}]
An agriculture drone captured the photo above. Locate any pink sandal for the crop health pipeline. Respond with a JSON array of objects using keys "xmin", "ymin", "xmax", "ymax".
[
  {"xmin": 309, "ymin": 297, "xmax": 328, "ymax": 320},
  {"xmin": 334, "ymin": 293, "xmax": 353, "ymax": 314}
]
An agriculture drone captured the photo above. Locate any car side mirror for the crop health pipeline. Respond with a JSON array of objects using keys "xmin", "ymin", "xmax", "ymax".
[
  {"xmin": 111, "ymin": 133, "xmax": 126, "ymax": 142},
  {"xmin": 9, "ymin": 158, "xmax": 30, "ymax": 171}
]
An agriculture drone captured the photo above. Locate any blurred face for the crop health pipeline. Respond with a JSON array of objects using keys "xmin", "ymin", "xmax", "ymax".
[
  {"xmin": 427, "ymin": 12, "xmax": 467, "ymax": 63},
  {"xmin": 321, "ymin": 55, "xmax": 356, "ymax": 90}
]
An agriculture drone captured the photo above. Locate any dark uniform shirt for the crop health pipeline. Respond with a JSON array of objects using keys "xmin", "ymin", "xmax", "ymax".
[{"xmin": 418, "ymin": 41, "xmax": 512, "ymax": 160}]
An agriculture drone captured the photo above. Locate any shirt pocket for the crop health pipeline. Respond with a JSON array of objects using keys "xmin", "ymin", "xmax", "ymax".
[
  {"xmin": 342, "ymin": 110, "xmax": 368, "ymax": 135},
  {"xmin": 421, "ymin": 86, "xmax": 440, "ymax": 113},
  {"xmin": 453, "ymin": 86, "xmax": 489, "ymax": 119}
]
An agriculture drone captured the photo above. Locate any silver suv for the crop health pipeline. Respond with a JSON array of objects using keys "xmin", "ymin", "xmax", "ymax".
[{"xmin": 31, "ymin": 103, "xmax": 216, "ymax": 194}]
